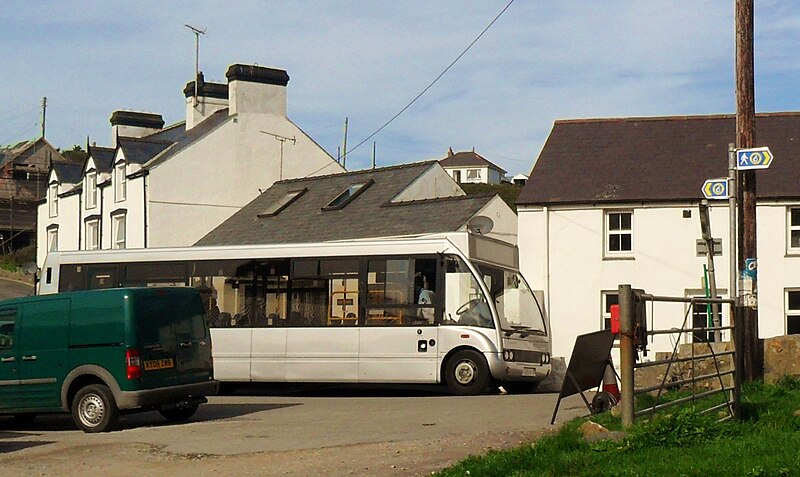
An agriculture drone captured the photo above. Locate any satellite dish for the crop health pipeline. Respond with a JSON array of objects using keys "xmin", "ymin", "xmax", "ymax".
[{"xmin": 467, "ymin": 216, "xmax": 494, "ymax": 235}]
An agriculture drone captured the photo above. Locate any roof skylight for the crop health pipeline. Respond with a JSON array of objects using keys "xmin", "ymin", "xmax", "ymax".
[
  {"xmin": 257, "ymin": 188, "xmax": 306, "ymax": 217},
  {"xmin": 322, "ymin": 180, "xmax": 374, "ymax": 210}
]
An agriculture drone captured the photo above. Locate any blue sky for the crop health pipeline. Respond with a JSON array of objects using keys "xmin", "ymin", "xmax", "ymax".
[{"xmin": 1, "ymin": 1, "xmax": 798, "ymax": 176}]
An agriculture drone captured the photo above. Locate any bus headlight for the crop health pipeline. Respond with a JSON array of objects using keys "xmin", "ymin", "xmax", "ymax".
[
  {"xmin": 503, "ymin": 350, "xmax": 514, "ymax": 361},
  {"xmin": 541, "ymin": 353, "xmax": 550, "ymax": 365}
]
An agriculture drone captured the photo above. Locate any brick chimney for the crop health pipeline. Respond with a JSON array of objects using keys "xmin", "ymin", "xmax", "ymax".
[
  {"xmin": 226, "ymin": 64, "xmax": 289, "ymax": 116},
  {"xmin": 184, "ymin": 72, "xmax": 229, "ymax": 130},
  {"xmin": 110, "ymin": 111, "xmax": 164, "ymax": 148}
]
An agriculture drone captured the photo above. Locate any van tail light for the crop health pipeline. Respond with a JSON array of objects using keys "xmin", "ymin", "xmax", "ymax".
[{"xmin": 126, "ymin": 348, "xmax": 142, "ymax": 380}]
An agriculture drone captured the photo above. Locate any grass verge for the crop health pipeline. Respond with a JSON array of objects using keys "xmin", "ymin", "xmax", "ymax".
[{"xmin": 436, "ymin": 377, "xmax": 800, "ymax": 477}]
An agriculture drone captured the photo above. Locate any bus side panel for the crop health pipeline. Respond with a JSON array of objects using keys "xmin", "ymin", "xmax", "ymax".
[
  {"xmin": 250, "ymin": 328, "xmax": 288, "ymax": 381},
  {"xmin": 210, "ymin": 329, "xmax": 252, "ymax": 381},
  {"xmin": 285, "ymin": 329, "xmax": 359, "ymax": 382}
]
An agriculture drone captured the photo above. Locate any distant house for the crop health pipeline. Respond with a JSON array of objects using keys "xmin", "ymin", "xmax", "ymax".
[
  {"xmin": 37, "ymin": 64, "xmax": 345, "ymax": 266},
  {"xmin": 0, "ymin": 138, "xmax": 69, "ymax": 251},
  {"xmin": 196, "ymin": 160, "xmax": 518, "ymax": 247},
  {"xmin": 439, "ymin": 148, "xmax": 507, "ymax": 185},
  {"xmin": 516, "ymin": 112, "xmax": 800, "ymax": 362},
  {"xmin": 511, "ymin": 174, "xmax": 528, "ymax": 186}
]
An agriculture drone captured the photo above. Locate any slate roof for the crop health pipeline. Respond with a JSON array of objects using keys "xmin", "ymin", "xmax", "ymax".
[
  {"xmin": 52, "ymin": 162, "xmax": 84, "ymax": 185},
  {"xmin": 439, "ymin": 150, "xmax": 506, "ymax": 174},
  {"xmin": 196, "ymin": 161, "xmax": 496, "ymax": 246},
  {"xmin": 118, "ymin": 137, "xmax": 174, "ymax": 165},
  {"xmin": 518, "ymin": 112, "xmax": 800, "ymax": 206},
  {"xmin": 86, "ymin": 146, "xmax": 115, "ymax": 173}
]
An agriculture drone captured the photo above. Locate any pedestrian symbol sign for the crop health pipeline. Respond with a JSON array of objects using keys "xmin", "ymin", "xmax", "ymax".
[
  {"xmin": 736, "ymin": 147, "xmax": 774, "ymax": 170},
  {"xmin": 702, "ymin": 178, "xmax": 729, "ymax": 200}
]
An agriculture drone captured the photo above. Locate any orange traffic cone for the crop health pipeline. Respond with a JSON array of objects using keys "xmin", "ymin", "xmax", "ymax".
[{"xmin": 602, "ymin": 357, "xmax": 621, "ymax": 402}]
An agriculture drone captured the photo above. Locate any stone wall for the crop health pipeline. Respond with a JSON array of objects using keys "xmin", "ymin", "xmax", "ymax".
[
  {"xmin": 764, "ymin": 335, "xmax": 800, "ymax": 384},
  {"xmin": 634, "ymin": 341, "xmax": 735, "ymax": 393}
]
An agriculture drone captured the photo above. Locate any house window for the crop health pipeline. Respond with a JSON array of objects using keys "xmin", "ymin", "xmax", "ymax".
[
  {"xmin": 601, "ymin": 291, "xmax": 618, "ymax": 330},
  {"xmin": 691, "ymin": 302, "xmax": 716, "ymax": 342},
  {"xmin": 47, "ymin": 227, "xmax": 58, "ymax": 252},
  {"xmin": 85, "ymin": 220, "xmax": 100, "ymax": 250},
  {"xmin": 85, "ymin": 171, "xmax": 97, "ymax": 209},
  {"xmin": 452, "ymin": 170, "xmax": 462, "ymax": 183},
  {"xmin": 112, "ymin": 214, "xmax": 126, "ymax": 249},
  {"xmin": 606, "ymin": 211, "xmax": 632, "ymax": 255},
  {"xmin": 466, "ymin": 169, "xmax": 482, "ymax": 181},
  {"xmin": 115, "ymin": 162, "xmax": 126, "ymax": 202},
  {"xmin": 788, "ymin": 208, "xmax": 800, "ymax": 253},
  {"xmin": 323, "ymin": 180, "xmax": 374, "ymax": 210},
  {"xmin": 48, "ymin": 183, "xmax": 58, "ymax": 217},
  {"xmin": 786, "ymin": 290, "xmax": 800, "ymax": 335}
]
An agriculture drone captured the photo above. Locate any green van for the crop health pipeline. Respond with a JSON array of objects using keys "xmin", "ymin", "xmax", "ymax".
[{"xmin": 0, "ymin": 287, "xmax": 218, "ymax": 432}]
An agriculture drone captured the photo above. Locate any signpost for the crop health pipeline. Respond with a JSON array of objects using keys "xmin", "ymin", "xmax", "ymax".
[
  {"xmin": 736, "ymin": 146, "xmax": 773, "ymax": 170},
  {"xmin": 702, "ymin": 178, "xmax": 730, "ymax": 200}
]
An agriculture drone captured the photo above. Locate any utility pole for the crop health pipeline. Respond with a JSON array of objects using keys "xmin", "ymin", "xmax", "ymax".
[
  {"xmin": 41, "ymin": 97, "xmax": 47, "ymax": 139},
  {"xmin": 341, "ymin": 117, "xmax": 349, "ymax": 169},
  {"xmin": 735, "ymin": 0, "xmax": 761, "ymax": 381}
]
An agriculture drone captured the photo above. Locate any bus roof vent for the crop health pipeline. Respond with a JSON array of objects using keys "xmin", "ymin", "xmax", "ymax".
[{"xmin": 467, "ymin": 216, "xmax": 494, "ymax": 235}]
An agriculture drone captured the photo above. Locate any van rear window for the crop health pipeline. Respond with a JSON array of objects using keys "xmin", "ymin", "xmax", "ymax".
[{"xmin": 136, "ymin": 293, "xmax": 206, "ymax": 345}]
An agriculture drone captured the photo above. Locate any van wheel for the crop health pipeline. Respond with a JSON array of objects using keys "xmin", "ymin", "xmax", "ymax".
[
  {"xmin": 72, "ymin": 384, "xmax": 119, "ymax": 433},
  {"xmin": 160, "ymin": 404, "xmax": 199, "ymax": 422},
  {"xmin": 502, "ymin": 381, "xmax": 540, "ymax": 394},
  {"xmin": 444, "ymin": 350, "xmax": 491, "ymax": 396}
]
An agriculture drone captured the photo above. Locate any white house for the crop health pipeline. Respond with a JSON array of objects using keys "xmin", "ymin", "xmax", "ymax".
[
  {"xmin": 517, "ymin": 113, "xmax": 800, "ymax": 362},
  {"xmin": 439, "ymin": 148, "xmax": 507, "ymax": 185},
  {"xmin": 37, "ymin": 64, "xmax": 345, "ymax": 266}
]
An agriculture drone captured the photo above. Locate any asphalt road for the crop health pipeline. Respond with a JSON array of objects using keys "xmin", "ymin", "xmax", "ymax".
[{"xmin": 0, "ymin": 386, "xmax": 588, "ymax": 456}]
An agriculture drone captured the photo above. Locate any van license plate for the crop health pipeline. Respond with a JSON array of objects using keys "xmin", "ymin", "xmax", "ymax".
[
  {"xmin": 144, "ymin": 358, "xmax": 174, "ymax": 371},
  {"xmin": 522, "ymin": 368, "xmax": 536, "ymax": 377}
]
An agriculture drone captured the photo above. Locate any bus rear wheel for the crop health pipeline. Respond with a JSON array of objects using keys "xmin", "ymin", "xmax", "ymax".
[{"xmin": 444, "ymin": 350, "xmax": 491, "ymax": 396}]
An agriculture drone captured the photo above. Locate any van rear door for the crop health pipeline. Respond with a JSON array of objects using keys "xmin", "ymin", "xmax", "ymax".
[
  {"xmin": 17, "ymin": 298, "xmax": 70, "ymax": 409},
  {"xmin": 0, "ymin": 307, "xmax": 21, "ymax": 409},
  {"xmin": 134, "ymin": 289, "xmax": 212, "ymax": 388}
]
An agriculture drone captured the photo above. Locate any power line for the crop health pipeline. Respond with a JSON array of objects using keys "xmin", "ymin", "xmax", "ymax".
[{"xmin": 342, "ymin": 0, "xmax": 517, "ymax": 162}]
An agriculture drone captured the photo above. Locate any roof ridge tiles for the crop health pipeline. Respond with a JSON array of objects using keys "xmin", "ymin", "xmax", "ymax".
[
  {"xmin": 555, "ymin": 111, "xmax": 800, "ymax": 125},
  {"xmin": 273, "ymin": 160, "xmax": 438, "ymax": 185}
]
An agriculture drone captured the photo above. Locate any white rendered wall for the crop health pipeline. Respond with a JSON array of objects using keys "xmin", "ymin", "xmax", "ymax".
[
  {"xmin": 519, "ymin": 203, "xmax": 741, "ymax": 361},
  {"xmin": 146, "ymin": 112, "xmax": 343, "ymax": 247}
]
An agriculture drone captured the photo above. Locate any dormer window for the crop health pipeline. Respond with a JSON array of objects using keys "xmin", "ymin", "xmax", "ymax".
[
  {"xmin": 258, "ymin": 189, "xmax": 307, "ymax": 218},
  {"xmin": 115, "ymin": 162, "xmax": 126, "ymax": 202},
  {"xmin": 85, "ymin": 171, "xmax": 97, "ymax": 209},
  {"xmin": 323, "ymin": 180, "xmax": 374, "ymax": 211},
  {"xmin": 48, "ymin": 183, "xmax": 59, "ymax": 217}
]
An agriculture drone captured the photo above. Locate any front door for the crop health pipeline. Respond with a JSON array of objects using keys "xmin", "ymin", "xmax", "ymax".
[{"xmin": 0, "ymin": 307, "xmax": 21, "ymax": 409}]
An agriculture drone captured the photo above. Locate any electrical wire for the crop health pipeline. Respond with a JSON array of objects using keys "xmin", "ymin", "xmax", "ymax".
[{"xmin": 341, "ymin": 0, "xmax": 517, "ymax": 162}]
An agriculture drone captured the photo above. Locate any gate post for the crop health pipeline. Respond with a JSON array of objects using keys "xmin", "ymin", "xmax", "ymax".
[{"xmin": 618, "ymin": 284, "xmax": 635, "ymax": 428}]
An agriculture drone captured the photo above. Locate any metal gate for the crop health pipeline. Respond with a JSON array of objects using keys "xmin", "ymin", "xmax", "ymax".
[{"xmin": 617, "ymin": 284, "xmax": 740, "ymax": 427}]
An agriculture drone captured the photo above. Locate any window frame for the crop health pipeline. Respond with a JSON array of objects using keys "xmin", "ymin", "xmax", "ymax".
[
  {"xmin": 85, "ymin": 170, "xmax": 97, "ymax": 210},
  {"xmin": 604, "ymin": 210, "xmax": 633, "ymax": 257},
  {"xmin": 114, "ymin": 161, "xmax": 127, "ymax": 202},
  {"xmin": 466, "ymin": 168, "xmax": 482, "ymax": 181},
  {"xmin": 601, "ymin": 291, "xmax": 619, "ymax": 331},
  {"xmin": 85, "ymin": 218, "xmax": 100, "ymax": 250},
  {"xmin": 787, "ymin": 207, "xmax": 800, "ymax": 255},
  {"xmin": 112, "ymin": 213, "xmax": 126, "ymax": 249},
  {"xmin": 785, "ymin": 289, "xmax": 800, "ymax": 335},
  {"xmin": 47, "ymin": 226, "xmax": 58, "ymax": 252},
  {"xmin": 48, "ymin": 183, "xmax": 59, "ymax": 217}
]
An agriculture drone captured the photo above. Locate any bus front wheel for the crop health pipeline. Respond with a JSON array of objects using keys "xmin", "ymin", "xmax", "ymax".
[{"xmin": 444, "ymin": 350, "xmax": 490, "ymax": 396}]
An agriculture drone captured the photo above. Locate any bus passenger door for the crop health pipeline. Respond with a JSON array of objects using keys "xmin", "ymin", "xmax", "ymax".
[{"xmin": 359, "ymin": 257, "xmax": 439, "ymax": 383}]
